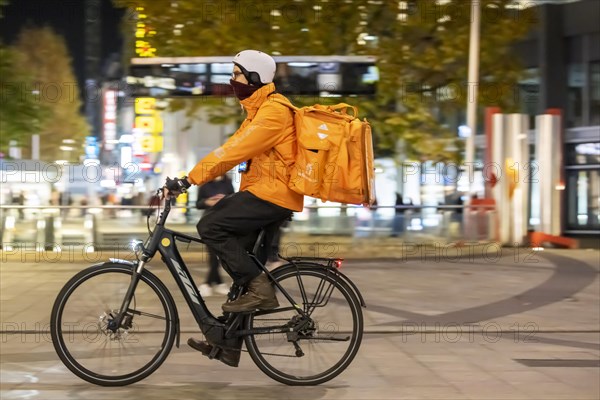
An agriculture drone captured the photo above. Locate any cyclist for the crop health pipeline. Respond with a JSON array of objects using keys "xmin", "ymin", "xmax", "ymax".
[{"xmin": 164, "ymin": 49, "xmax": 303, "ymax": 367}]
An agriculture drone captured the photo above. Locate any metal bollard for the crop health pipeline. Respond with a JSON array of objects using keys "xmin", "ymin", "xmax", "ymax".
[
  {"xmin": 36, "ymin": 214, "xmax": 46, "ymax": 249},
  {"xmin": 0, "ymin": 213, "xmax": 5, "ymax": 246},
  {"xmin": 1, "ymin": 213, "xmax": 15, "ymax": 251},
  {"xmin": 84, "ymin": 213, "xmax": 95, "ymax": 251},
  {"xmin": 487, "ymin": 210, "xmax": 497, "ymax": 242},
  {"xmin": 45, "ymin": 215, "xmax": 55, "ymax": 250}
]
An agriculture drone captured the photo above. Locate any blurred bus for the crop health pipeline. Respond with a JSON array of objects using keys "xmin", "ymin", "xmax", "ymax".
[{"xmin": 126, "ymin": 55, "xmax": 378, "ymax": 98}]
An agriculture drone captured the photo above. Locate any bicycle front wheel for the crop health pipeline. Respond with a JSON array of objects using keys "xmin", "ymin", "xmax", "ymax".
[
  {"xmin": 50, "ymin": 263, "xmax": 178, "ymax": 386},
  {"xmin": 245, "ymin": 263, "xmax": 364, "ymax": 385}
]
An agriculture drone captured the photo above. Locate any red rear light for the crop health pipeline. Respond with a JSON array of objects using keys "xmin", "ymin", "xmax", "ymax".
[{"xmin": 335, "ymin": 260, "xmax": 342, "ymax": 269}]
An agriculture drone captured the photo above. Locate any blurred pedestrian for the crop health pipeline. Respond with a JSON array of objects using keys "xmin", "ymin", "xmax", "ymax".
[
  {"xmin": 195, "ymin": 175, "xmax": 235, "ymax": 297},
  {"xmin": 16, "ymin": 191, "xmax": 25, "ymax": 220},
  {"xmin": 143, "ymin": 193, "xmax": 161, "ymax": 217},
  {"xmin": 106, "ymin": 192, "xmax": 117, "ymax": 218},
  {"xmin": 391, "ymin": 192, "xmax": 411, "ymax": 237},
  {"xmin": 59, "ymin": 192, "xmax": 72, "ymax": 219},
  {"xmin": 80, "ymin": 197, "xmax": 88, "ymax": 217}
]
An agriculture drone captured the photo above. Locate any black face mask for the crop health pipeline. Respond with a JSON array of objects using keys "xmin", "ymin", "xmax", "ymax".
[{"xmin": 230, "ymin": 79, "xmax": 260, "ymax": 100}]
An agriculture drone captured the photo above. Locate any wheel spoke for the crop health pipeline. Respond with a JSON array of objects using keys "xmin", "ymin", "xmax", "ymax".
[{"xmin": 128, "ymin": 308, "xmax": 168, "ymax": 321}]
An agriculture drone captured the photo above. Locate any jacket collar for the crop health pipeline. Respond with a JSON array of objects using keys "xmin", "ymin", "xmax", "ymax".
[{"xmin": 240, "ymin": 82, "xmax": 276, "ymax": 118}]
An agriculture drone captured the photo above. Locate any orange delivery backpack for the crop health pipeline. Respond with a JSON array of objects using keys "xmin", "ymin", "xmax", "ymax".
[{"xmin": 273, "ymin": 99, "xmax": 376, "ymax": 206}]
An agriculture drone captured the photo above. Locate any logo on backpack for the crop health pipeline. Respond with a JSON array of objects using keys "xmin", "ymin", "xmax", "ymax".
[{"xmin": 317, "ymin": 123, "xmax": 329, "ymax": 140}]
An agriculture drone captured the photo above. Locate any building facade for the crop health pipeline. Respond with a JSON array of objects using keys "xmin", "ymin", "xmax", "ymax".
[{"xmin": 517, "ymin": 0, "xmax": 599, "ymax": 239}]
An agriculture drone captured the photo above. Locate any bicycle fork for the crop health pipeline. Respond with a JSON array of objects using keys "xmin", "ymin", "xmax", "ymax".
[{"xmin": 109, "ymin": 261, "xmax": 147, "ymax": 332}]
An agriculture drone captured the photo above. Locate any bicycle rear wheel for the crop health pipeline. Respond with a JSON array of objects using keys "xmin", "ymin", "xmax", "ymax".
[
  {"xmin": 50, "ymin": 263, "xmax": 178, "ymax": 386},
  {"xmin": 245, "ymin": 263, "xmax": 363, "ymax": 385}
]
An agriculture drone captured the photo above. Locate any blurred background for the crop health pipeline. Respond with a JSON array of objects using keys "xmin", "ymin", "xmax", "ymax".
[{"xmin": 0, "ymin": 0, "xmax": 598, "ymax": 251}]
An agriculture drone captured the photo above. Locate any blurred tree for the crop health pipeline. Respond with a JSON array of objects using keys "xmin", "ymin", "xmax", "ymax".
[
  {"xmin": 114, "ymin": 0, "xmax": 371, "ymax": 56},
  {"xmin": 114, "ymin": 0, "xmax": 535, "ymax": 162},
  {"xmin": 365, "ymin": 0, "xmax": 536, "ymax": 161},
  {"xmin": 0, "ymin": 0, "xmax": 7, "ymax": 18},
  {"xmin": 0, "ymin": 1, "xmax": 48, "ymax": 157},
  {"xmin": 12, "ymin": 26, "xmax": 90, "ymax": 162},
  {"xmin": 0, "ymin": 44, "xmax": 49, "ymax": 157}
]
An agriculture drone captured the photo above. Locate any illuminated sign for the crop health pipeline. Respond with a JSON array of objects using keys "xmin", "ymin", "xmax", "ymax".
[
  {"xmin": 135, "ymin": 7, "xmax": 157, "ymax": 57},
  {"xmin": 134, "ymin": 95, "xmax": 163, "ymax": 153},
  {"xmin": 135, "ymin": 97, "xmax": 156, "ymax": 114},
  {"xmin": 140, "ymin": 135, "xmax": 163, "ymax": 153},
  {"xmin": 103, "ymin": 90, "xmax": 117, "ymax": 150},
  {"xmin": 134, "ymin": 115, "xmax": 163, "ymax": 134}
]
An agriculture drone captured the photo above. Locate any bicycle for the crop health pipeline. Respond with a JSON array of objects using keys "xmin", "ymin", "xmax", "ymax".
[{"xmin": 50, "ymin": 189, "xmax": 366, "ymax": 386}]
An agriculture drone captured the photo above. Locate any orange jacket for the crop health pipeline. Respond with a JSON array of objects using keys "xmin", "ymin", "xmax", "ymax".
[{"xmin": 187, "ymin": 83, "xmax": 303, "ymax": 211}]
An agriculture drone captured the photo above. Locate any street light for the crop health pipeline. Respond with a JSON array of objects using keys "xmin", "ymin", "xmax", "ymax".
[
  {"xmin": 465, "ymin": 0, "xmax": 481, "ymax": 196},
  {"xmin": 60, "ymin": 139, "xmax": 75, "ymax": 163}
]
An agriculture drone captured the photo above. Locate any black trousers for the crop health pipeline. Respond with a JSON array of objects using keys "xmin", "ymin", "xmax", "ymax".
[
  {"xmin": 197, "ymin": 191, "xmax": 292, "ymax": 286},
  {"xmin": 205, "ymin": 249, "xmax": 222, "ymax": 285}
]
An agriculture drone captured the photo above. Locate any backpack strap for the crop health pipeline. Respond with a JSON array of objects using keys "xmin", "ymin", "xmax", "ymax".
[
  {"xmin": 319, "ymin": 103, "xmax": 358, "ymax": 118},
  {"xmin": 271, "ymin": 97, "xmax": 299, "ymax": 112},
  {"xmin": 267, "ymin": 98, "xmax": 297, "ymax": 168}
]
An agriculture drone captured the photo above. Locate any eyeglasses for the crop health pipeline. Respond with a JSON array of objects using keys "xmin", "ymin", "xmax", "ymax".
[{"xmin": 231, "ymin": 71, "xmax": 244, "ymax": 80}]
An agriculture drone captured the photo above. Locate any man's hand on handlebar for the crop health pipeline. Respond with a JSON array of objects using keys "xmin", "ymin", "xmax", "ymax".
[{"xmin": 163, "ymin": 176, "xmax": 191, "ymax": 198}]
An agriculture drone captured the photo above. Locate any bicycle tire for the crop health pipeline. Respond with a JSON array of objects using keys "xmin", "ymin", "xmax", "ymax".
[
  {"xmin": 245, "ymin": 263, "xmax": 363, "ymax": 386},
  {"xmin": 50, "ymin": 263, "xmax": 178, "ymax": 386}
]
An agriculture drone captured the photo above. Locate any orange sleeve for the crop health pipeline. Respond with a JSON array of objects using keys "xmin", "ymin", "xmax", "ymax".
[{"xmin": 187, "ymin": 102, "xmax": 292, "ymax": 186}]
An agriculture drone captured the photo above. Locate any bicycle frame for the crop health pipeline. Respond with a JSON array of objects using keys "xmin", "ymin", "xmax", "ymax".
[
  {"xmin": 111, "ymin": 198, "xmax": 236, "ymax": 345},
  {"xmin": 112, "ymin": 196, "xmax": 311, "ymax": 346}
]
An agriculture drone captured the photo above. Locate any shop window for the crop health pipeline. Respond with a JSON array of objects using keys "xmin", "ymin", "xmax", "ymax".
[
  {"xmin": 566, "ymin": 143, "xmax": 600, "ymax": 165},
  {"xmin": 566, "ymin": 169, "xmax": 600, "ymax": 230}
]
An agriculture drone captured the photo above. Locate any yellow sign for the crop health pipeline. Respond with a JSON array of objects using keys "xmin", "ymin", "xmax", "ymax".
[
  {"xmin": 140, "ymin": 135, "xmax": 163, "ymax": 153},
  {"xmin": 135, "ymin": 115, "xmax": 163, "ymax": 134},
  {"xmin": 161, "ymin": 238, "xmax": 171, "ymax": 247},
  {"xmin": 135, "ymin": 98, "xmax": 156, "ymax": 115}
]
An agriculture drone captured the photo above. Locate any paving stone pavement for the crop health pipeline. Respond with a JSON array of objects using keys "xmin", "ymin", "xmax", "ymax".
[{"xmin": 0, "ymin": 248, "xmax": 598, "ymax": 399}]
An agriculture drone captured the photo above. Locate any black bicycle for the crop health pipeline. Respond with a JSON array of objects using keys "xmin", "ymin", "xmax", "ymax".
[{"xmin": 50, "ymin": 190, "xmax": 365, "ymax": 386}]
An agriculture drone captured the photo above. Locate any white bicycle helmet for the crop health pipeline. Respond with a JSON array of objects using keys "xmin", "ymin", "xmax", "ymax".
[{"xmin": 232, "ymin": 50, "xmax": 276, "ymax": 86}]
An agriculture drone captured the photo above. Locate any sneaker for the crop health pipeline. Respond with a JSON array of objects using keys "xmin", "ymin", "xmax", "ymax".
[
  {"xmin": 198, "ymin": 284, "xmax": 213, "ymax": 297},
  {"xmin": 214, "ymin": 283, "xmax": 230, "ymax": 296}
]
